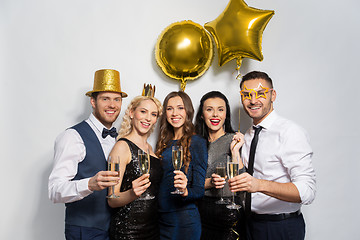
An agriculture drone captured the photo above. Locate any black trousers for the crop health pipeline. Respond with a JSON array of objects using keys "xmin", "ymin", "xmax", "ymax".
[
  {"xmin": 246, "ymin": 213, "xmax": 305, "ymax": 240},
  {"xmin": 65, "ymin": 224, "xmax": 109, "ymax": 240}
]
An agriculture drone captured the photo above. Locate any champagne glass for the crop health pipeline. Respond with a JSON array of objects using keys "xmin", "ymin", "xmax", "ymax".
[
  {"xmin": 138, "ymin": 149, "xmax": 155, "ymax": 200},
  {"xmin": 226, "ymin": 156, "xmax": 241, "ymax": 209},
  {"xmin": 215, "ymin": 162, "xmax": 230, "ymax": 204},
  {"xmin": 171, "ymin": 145, "xmax": 184, "ymax": 195},
  {"xmin": 107, "ymin": 156, "xmax": 120, "ymax": 198}
]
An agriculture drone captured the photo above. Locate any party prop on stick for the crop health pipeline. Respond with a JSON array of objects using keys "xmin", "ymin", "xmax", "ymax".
[
  {"xmin": 240, "ymin": 83, "xmax": 270, "ymax": 101},
  {"xmin": 204, "ymin": 0, "xmax": 274, "ymax": 72},
  {"xmin": 155, "ymin": 20, "xmax": 214, "ymax": 91}
]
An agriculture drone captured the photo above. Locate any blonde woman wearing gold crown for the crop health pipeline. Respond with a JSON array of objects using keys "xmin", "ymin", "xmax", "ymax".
[{"xmin": 107, "ymin": 85, "xmax": 163, "ymax": 240}]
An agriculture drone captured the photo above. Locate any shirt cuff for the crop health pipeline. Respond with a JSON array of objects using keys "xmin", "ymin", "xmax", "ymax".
[
  {"xmin": 77, "ymin": 178, "xmax": 93, "ymax": 197},
  {"xmin": 292, "ymin": 181, "xmax": 315, "ymax": 205}
]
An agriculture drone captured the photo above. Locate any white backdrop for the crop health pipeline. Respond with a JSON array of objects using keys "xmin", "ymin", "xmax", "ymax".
[{"xmin": 1, "ymin": 0, "xmax": 359, "ymax": 239}]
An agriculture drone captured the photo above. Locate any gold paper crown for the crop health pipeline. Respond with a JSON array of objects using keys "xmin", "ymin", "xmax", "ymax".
[{"xmin": 142, "ymin": 83, "xmax": 156, "ymax": 97}]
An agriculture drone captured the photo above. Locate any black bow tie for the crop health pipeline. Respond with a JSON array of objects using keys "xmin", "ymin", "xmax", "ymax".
[{"xmin": 102, "ymin": 127, "xmax": 118, "ymax": 139}]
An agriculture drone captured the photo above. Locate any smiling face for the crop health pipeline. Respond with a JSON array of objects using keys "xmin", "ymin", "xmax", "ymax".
[
  {"xmin": 166, "ymin": 96, "xmax": 187, "ymax": 132},
  {"xmin": 241, "ymin": 78, "xmax": 276, "ymax": 125},
  {"xmin": 202, "ymin": 97, "xmax": 226, "ymax": 135},
  {"xmin": 130, "ymin": 99, "xmax": 159, "ymax": 136},
  {"xmin": 91, "ymin": 91, "xmax": 122, "ymax": 128}
]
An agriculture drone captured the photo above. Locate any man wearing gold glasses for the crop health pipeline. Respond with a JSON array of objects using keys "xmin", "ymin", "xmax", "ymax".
[{"xmin": 229, "ymin": 71, "xmax": 316, "ymax": 240}]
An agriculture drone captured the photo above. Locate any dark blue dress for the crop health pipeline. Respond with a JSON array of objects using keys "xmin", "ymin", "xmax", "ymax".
[{"xmin": 158, "ymin": 135, "xmax": 208, "ymax": 240}]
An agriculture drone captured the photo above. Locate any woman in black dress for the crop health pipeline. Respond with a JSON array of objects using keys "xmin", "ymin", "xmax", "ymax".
[{"xmin": 107, "ymin": 95, "xmax": 163, "ymax": 240}]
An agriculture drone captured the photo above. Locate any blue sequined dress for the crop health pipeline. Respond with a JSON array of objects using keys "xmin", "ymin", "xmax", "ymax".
[
  {"xmin": 158, "ymin": 135, "xmax": 208, "ymax": 240},
  {"xmin": 109, "ymin": 138, "xmax": 163, "ymax": 240}
]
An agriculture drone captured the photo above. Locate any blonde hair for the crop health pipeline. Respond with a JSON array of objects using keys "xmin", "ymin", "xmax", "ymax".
[{"xmin": 117, "ymin": 96, "xmax": 163, "ymax": 139}]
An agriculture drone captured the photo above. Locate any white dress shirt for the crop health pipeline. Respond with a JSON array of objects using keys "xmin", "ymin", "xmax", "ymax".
[
  {"xmin": 241, "ymin": 111, "xmax": 316, "ymax": 214},
  {"xmin": 48, "ymin": 113, "xmax": 117, "ymax": 203}
]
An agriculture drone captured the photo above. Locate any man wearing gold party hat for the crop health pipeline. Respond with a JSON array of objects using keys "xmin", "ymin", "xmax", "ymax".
[{"xmin": 49, "ymin": 69, "xmax": 127, "ymax": 240}]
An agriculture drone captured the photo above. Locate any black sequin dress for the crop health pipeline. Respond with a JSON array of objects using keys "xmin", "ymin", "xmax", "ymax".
[{"xmin": 109, "ymin": 138, "xmax": 163, "ymax": 240}]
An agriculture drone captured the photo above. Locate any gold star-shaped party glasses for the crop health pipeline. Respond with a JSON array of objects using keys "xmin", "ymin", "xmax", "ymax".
[{"xmin": 240, "ymin": 83, "xmax": 271, "ymax": 101}]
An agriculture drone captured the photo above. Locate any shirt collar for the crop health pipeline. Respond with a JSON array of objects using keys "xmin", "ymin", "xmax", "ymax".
[
  {"xmin": 88, "ymin": 113, "xmax": 114, "ymax": 133},
  {"xmin": 253, "ymin": 110, "xmax": 278, "ymax": 130}
]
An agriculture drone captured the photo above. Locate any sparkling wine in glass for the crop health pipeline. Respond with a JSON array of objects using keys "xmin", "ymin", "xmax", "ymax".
[
  {"xmin": 107, "ymin": 156, "xmax": 120, "ymax": 198},
  {"xmin": 226, "ymin": 157, "xmax": 241, "ymax": 209},
  {"xmin": 215, "ymin": 162, "xmax": 230, "ymax": 204},
  {"xmin": 138, "ymin": 149, "xmax": 155, "ymax": 200},
  {"xmin": 171, "ymin": 145, "xmax": 184, "ymax": 195}
]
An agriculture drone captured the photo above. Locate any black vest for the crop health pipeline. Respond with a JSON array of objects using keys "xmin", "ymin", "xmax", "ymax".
[{"xmin": 65, "ymin": 121, "xmax": 110, "ymax": 231}]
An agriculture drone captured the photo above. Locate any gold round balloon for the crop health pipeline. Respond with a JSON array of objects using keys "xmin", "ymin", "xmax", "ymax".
[
  {"xmin": 155, "ymin": 20, "xmax": 213, "ymax": 91},
  {"xmin": 204, "ymin": 0, "xmax": 274, "ymax": 69}
]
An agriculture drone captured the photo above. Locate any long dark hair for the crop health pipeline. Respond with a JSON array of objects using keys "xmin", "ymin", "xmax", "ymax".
[
  {"xmin": 156, "ymin": 91, "xmax": 195, "ymax": 173},
  {"xmin": 195, "ymin": 91, "xmax": 234, "ymax": 142}
]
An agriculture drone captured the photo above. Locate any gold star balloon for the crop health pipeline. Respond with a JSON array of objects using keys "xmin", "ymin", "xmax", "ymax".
[{"xmin": 204, "ymin": 0, "xmax": 274, "ymax": 70}]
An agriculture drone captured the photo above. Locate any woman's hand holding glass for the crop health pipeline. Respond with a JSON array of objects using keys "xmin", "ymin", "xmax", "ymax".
[
  {"xmin": 131, "ymin": 174, "xmax": 151, "ymax": 198},
  {"xmin": 136, "ymin": 149, "xmax": 154, "ymax": 200},
  {"xmin": 171, "ymin": 145, "xmax": 187, "ymax": 195},
  {"xmin": 213, "ymin": 162, "xmax": 230, "ymax": 204},
  {"xmin": 211, "ymin": 173, "xmax": 226, "ymax": 189},
  {"xmin": 173, "ymin": 170, "xmax": 188, "ymax": 196}
]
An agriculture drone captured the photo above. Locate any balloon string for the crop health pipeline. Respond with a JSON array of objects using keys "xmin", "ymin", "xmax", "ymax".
[
  {"xmin": 236, "ymin": 59, "xmax": 242, "ymax": 131},
  {"xmin": 236, "ymin": 58, "xmax": 243, "ymax": 80},
  {"xmin": 180, "ymin": 79, "xmax": 187, "ymax": 91},
  {"xmin": 238, "ymin": 98, "xmax": 241, "ymax": 131}
]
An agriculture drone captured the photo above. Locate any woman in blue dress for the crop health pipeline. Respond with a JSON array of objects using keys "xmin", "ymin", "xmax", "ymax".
[{"xmin": 156, "ymin": 91, "xmax": 208, "ymax": 240}]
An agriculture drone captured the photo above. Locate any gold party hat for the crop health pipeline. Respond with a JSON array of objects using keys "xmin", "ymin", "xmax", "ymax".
[{"xmin": 86, "ymin": 69, "xmax": 127, "ymax": 98}]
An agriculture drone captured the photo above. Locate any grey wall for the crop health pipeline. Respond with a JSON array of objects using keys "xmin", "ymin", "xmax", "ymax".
[{"xmin": 1, "ymin": 0, "xmax": 359, "ymax": 239}]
